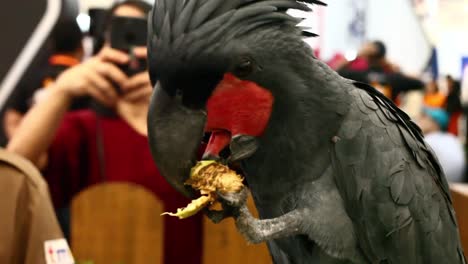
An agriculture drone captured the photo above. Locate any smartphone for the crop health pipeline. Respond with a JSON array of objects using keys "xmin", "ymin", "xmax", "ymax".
[{"xmin": 109, "ymin": 16, "xmax": 148, "ymax": 77}]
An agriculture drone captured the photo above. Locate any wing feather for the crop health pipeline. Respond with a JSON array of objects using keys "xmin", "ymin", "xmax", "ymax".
[{"xmin": 332, "ymin": 84, "xmax": 465, "ymax": 263}]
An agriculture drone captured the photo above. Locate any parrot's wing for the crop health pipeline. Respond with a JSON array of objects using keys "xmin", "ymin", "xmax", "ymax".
[{"xmin": 332, "ymin": 82, "xmax": 465, "ymax": 263}]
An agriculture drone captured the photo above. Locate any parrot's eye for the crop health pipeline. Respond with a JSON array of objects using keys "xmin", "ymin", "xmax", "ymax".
[{"xmin": 234, "ymin": 58, "xmax": 254, "ymax": 77}]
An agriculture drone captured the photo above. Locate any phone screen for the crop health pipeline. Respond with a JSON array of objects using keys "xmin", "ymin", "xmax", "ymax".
[
  {"xmin": 109, "ymin": 16, "xmax": 148, "ymax": 78},
  {"xmin": 110, "ymin": 16, "xmax": 147, "ymax": 51}
]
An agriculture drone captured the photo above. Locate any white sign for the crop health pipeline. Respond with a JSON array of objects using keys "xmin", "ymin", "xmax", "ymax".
[{"xmin": 44, "ymin": 239, "xmax": 75, "ymax": 264}]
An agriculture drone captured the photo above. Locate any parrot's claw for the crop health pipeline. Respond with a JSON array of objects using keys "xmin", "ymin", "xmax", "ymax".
[
  {"xmin": 204, "ymin": 208, "xmax": 230, "ymax": 224},
  {"xmin": 217, "ymin": 187, "xmax": 248, "ymax": 208},
  {"xmin": 204, "ymin": 187, "xmax": 248, "ymax": 223}
]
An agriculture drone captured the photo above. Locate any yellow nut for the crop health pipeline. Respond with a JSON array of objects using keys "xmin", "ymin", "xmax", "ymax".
[{"xmin": 162, "ymin": 161, "xmax": 244, "ymax": 219}]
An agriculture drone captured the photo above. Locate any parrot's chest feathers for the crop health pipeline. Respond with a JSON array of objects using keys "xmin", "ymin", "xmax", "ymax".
[
  {"xmin": 244, "ymin": 136, "xmax": 336, "ymax": 202},
  {"xmin": 248, "ymin": 164, "xmax": 363, "ymax": 262}
]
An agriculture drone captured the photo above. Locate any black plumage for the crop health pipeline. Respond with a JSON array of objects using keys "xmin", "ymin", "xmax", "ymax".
[{"xmin": 146, "ymin": 1, "xmax": 466, "ymax": 263}]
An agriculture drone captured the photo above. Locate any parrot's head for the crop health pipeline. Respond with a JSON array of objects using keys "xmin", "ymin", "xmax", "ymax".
[{"xmin": 147, "ymin": 0, "xmax": 327, "ymax": 197}]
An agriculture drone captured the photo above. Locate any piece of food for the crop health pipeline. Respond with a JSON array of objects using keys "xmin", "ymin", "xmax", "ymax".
[
  {"xmin": 161, "ymin": 195, "xmax": 213, "ymax": 219},
  {"xmin": 162, "ymin": 161, "xmax": 244, "ymax": 219}
]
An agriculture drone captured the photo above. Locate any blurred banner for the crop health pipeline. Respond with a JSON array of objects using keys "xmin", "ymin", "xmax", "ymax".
[
  {"xmin": 438, "ymin": 0, "xmax": 468, "ymax": 30},
  {"xmin": 411, "ymin": 0, "xmax": 468, "ymax": 44},
  {"xmin": 410, "ymin": 0, "xmax": 468, "ymax": 78},
  {"xmin": 462, "ymin": 57, "xmax": 468, "ymax": 79},
  {"xmin": 424, "ymin": 47, "xmax": 440, "ymax": 80},
  {"xmin": 347, "ymin": 0, "xmax": 368, "ymax": 49},
  {"xmin": 410, "ymin": 0, "xmax": 439, "ymax": 44}
]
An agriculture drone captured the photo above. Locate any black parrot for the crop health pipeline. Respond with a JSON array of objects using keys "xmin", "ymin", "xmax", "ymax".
[{"xmin": 146, "ymin": 0, "xmax": 466, "ymax": 263}]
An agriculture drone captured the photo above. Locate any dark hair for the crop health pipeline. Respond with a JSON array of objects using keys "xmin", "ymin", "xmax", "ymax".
[
  {"xmin": 51, "ymin": 19, "xmax": 84, "ymax": 53},
  {"xmin": 372, "ymin": 41, "xmax": 386, "ymax": 59},
  {"xmin": 93, "ymin": 0, "xmax": 152, "ymax": 53}
]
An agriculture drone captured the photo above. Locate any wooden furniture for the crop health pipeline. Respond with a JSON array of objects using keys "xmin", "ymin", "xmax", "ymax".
[
  {"xmin": 71, "ymin": 183, "xmax": 164, "ymax": 264},
  {"xmin": 71, "ymin": 183, "xmax": 272, "ymax": 264},
  {"xmin": 203, "ymin": 197, "xmax": 272, "ymax": 264},
  {"xmin": 73, "ymin": 182, "xmax": 468, "ymax": 263},
  {"xmin": 450, "ymin": 183, "xmax": 468, "ymax": 251}
]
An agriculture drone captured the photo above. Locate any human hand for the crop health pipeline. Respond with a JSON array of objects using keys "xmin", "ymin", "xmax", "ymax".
[
  {"xmin": 53, "ymin": 46, "xmax": 130, "ymax": 106},
  {"xmin": 120, "ymin": 47, "xmax": 152, "ymax": 103}
]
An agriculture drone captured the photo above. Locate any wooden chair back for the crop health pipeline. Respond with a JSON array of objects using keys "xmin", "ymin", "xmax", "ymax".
[
  {"xmin": 203, "ymin": 196, "xmax": 272, "ymax": 264},
  {"xmin": 71, "ymin": 183, "xmax": 164, "ymax": 264},
  {"xmin": 450, "ymin": 184, "xmax": 468, "ymax": 251},
  {"xmin": 71, "ymin": 183, "xmax": 272, "ymax": 264}
]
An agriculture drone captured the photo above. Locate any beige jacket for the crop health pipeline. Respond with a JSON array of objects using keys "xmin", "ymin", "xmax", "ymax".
[{"xmin": 0, "ymin": 149, "xmax": 69, "ymax": 264}]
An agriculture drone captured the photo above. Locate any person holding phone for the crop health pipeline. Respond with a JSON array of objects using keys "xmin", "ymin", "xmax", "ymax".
[{"xmin": 7, "ymin": 1, "xmax": 203, "ymax": 264}]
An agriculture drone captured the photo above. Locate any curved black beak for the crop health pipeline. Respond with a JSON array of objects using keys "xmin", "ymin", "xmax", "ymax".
[{"xmin": 147, "ymin": 83, "xmax": 206, "ymax": 198}]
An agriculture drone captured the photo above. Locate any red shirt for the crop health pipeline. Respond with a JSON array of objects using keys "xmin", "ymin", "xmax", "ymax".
[{"xmin": 44, "ymin": 110, "xmax": 202, "ymax": 264}]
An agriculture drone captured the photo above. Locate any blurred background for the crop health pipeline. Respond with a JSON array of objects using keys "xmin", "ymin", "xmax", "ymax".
[
  {"xmin": 1, "ymin": 0, "xmax": 468, "ymax": 263},
  {"xmin": 2, "ymin": 0, "xmax": 468, "ymax": 151}
]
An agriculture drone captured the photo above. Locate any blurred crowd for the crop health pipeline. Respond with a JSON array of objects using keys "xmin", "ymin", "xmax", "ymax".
[
  {"xmin": 1, "ymin": 0, "xmax": 467, "ymax": 263},
  {"xmin": 329, "ymin": 40, "xmax": 467, "ymax": 183},
  {"xmin": 1, "ymin": 1, "xmax": 202, "ymax": 264}
]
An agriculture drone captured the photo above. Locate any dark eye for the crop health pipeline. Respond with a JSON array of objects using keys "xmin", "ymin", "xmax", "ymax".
[{"xmin": 234, "ymin": 58, "xmax": 254, "ymax": 77}]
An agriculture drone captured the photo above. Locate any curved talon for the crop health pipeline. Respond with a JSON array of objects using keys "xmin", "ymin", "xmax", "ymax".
[
  {"xmin": 217, "ymin": 187, "xmax": 248, "ymax": 207},
  {"xmin": 205, "ymin": 188, "xmax": 249, "ymax": 222},
  {"xmin": 204, "ymin": 208, "xmax": 229, "ymax": 223}
]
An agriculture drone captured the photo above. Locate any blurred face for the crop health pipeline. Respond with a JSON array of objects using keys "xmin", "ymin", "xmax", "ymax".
[
  {"xmin": 417, "ymin": 114, "xmax": 439, "ymax": 134},
  {"xmin": 113, "ymin": 4, "xmax": 146, "ymax": 18},
  {"xmin": 358, "ymin": 42, "xmax": 375, "ymax": 58},
  {"xmin": 425, "ymin": 81, "xmax": 438, "ymax": 94}
]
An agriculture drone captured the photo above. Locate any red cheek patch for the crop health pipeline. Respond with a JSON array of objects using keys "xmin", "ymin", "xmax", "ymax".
[{"xmin": 203, "ymin": 73, "xmax": 273, "ymax": 157}]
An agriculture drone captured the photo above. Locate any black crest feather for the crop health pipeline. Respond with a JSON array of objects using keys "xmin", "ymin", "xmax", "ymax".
[{"xmin": 148, "ymin": 0, "xmax": 325, "ymax": 84}]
